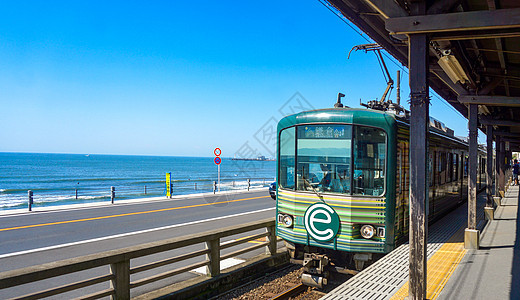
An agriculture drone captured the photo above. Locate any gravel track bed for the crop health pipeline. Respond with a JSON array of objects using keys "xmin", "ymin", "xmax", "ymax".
[{"xmin": 214, "ymin": 265, "xmax": 321, "ymax": 300}]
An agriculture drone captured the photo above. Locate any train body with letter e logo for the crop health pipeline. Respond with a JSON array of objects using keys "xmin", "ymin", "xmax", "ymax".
[{"xmin": 275, "ymin": 94, "xmax": 486, "ymax": 287}]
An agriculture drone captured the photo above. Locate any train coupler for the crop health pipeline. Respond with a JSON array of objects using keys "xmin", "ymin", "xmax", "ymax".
[
  {"xmin": 301, "ymin": 273, "xmax": 327, "ymax": 288},
  {"xmin": 303, "ymin": 253, "xmax": 329, "ymax": 275},
  {"xmin": 353, "ymin": 253, "xmax": 372, "ymax": 270}
]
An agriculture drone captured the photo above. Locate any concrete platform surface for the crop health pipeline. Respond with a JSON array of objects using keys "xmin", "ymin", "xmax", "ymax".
[
  {"xmin": 321, "ymin": 189, "xmax": 488, "ymax": 300},
  {"xmin": 438, "ymin": 185, "xmax": 520, "ymax": 300}
]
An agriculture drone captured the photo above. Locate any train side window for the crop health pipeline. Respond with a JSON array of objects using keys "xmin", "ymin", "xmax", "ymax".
[
  {"xmin": 433, "ymin": 151, "xmax": 437, "ymax": 185},
  {"xmin": 446, "ymin": 153, "xmax": 450, "ymax": 183},
  {"xmin": 279, "ymin": 127, "xmax": 295, "ymax": 190},
  {"xmin": 453, "ymin": 154, "xmax": 459, "ymax": 181},
  {"xmin": 352, "ymin": 126, "xmax": 386, "ymax": 196},
  {"xmin": 428, "ymin": 153, "xmax": 433, "ymax": 187},
  {"xmin": 438, "ymin": 152, "xmax": 446, "ymax": 185}
]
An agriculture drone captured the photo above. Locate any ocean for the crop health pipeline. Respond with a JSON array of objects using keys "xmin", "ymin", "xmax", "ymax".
[{"xmin": 0, "ymin": 153, "xmax": 275, "ymax": 210}]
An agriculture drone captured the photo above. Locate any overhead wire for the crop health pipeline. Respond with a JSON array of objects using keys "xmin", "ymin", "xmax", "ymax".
[{"xmin": 317, "ymin": 0, "xmax": 465, "ymax": 118}]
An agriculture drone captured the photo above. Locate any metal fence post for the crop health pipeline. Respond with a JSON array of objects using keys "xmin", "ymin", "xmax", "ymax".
[
  {"xmin": 247, "ymin": 179, "xmax": 250, "ymax": 191},
  {"xmin": 110, "ymin": 260, "xmax": 130, "ymax": 300},
  {"xmin": 144, "ymin": 185, "xmax": 147, "ymax": 195},
  {"xmin": 205, "ymin": 238, "xmax": 220, "ymax": 277},
  {"xmin": 75, "ymin": 189, "xmax": 78, "ymax": 200},
  {"xmin": 266, "ymin": 224, "xmax": 277, "ymax": 255},
  {"xmin": 111, "ymin": 187, "xmax": 115, "ymax": 204},
  {"xmin": 28, "ymin": 190, "xmax": 33, "ymax": 211},
  {"xmin": 213, "ymin": 181, "xmax": 216, "ymax": 194}
]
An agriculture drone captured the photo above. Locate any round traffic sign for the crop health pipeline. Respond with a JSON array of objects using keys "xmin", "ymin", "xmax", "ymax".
[
  {"xmin": 214, "ymin": 148, "xmax": 221, "ymax": 156},
  {"xmin": 214, "ymin": 157, "xmax": 222, "ymax": 165},
  {"xmin": 304, "ymin": 203, "xmax": 340, "ymax": 242}
]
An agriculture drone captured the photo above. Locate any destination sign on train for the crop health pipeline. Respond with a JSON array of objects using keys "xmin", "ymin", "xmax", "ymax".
[{"xmin": 299, "ymin": 125, "xmax": 351, "ymax": 139}]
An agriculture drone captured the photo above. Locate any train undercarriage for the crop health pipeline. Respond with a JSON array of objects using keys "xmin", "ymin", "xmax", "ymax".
[{"xmin": 285, "ymin": 241, "xmax": 382, "ymax": 288}]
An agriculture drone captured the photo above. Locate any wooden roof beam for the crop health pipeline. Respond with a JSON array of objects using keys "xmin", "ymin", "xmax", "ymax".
[
  {"xmin": 360, "ymin": 0, "xmax": 407, "ymax": 19},
  {"xmin": 386, "ymin": 8, "xmax": 520, "ymax": 35},
  {"xmin": 494, "ymin": 131, "xmax": 520, "ymax": 138},
  {"xmin": 488, "ymin": 0, "xmax": 510, "ymax": 97},
  {"xmin": 478, "ymin": 77, "xmax": 503, "ymax": 95},
  {"xmin": 427, "ymin": 0, "xmax": 463, "ymax": 15},
  {"xmin": 458, "ymin": 95, "xmax": 520, "ymax": 106},
  {"xmin": 480, "ymin": 116, "xmax": 520, "ymax": 126},
  {"xmin": 499, "ymin": 137, "xmax": 520, "ymax": 144},
  {"xmin": 431, "ymin": 30, "xmax": 520, "ymax": 42}
]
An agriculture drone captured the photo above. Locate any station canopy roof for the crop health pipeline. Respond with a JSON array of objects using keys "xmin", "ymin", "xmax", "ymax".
[{"xmin": 326, "ymin": 0, "xmax": 520, "ymax": 150}]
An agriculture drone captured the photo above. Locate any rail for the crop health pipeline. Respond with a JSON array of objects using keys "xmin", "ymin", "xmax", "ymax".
[{"xmin": 0, "ymin": 218, "xmax": 279, "ymax": 299}]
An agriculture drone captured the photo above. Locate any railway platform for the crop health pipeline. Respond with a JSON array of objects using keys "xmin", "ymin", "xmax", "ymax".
[{"xmin": 321, "ymin": 185, "xmax": 519, "ymax": 300}]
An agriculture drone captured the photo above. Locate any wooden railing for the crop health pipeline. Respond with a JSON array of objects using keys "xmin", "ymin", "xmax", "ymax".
[{"xmin": 0, "ymin": 218, "xmax": 278, "ymax": 299}]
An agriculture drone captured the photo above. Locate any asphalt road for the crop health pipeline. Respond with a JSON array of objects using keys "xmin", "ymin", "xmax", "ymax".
[{"xmin": 0, "ymin": 189, "xmax": 276, "ymax": 298}]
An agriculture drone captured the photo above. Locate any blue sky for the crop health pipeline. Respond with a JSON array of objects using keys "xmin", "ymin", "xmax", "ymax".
[{"xmin": 0, "ymin": 1, "xmax": 478, "ymax": 157}]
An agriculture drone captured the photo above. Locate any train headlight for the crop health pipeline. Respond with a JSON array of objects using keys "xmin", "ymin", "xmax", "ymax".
[
  {"xmin": 282, "ymin": 215, "xmax": 294, "ymax": 228},
  {"xmin": 360, "ymin": 225, "xmax": 375, "ymax": 239}
]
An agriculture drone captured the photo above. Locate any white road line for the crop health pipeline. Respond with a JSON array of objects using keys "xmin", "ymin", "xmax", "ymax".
[
  {"xmin": 0, "ymin": 189, "xmax": 268, "ymax": 218},
  {"xmin": 0, "ymin": 207, "xmax": 275, "ymax": 259}
]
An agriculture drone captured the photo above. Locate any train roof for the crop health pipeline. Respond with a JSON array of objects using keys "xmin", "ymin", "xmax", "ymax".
[
  {"xmin": 277, "ymin": 107, "xmax": 397, "ymax": 132},
  {"xmin": 278, "ymin": 107, "xmax": 472, "ymax": 146}
]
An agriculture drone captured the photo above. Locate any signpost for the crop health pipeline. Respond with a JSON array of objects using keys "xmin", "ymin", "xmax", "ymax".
[
  {"xmin": 166, "ymin": 172, "xmax": 172, "ymax": 198},
  {"xmin": 214, "ymin": 148, "xmax": 221, "ymax": 192}
]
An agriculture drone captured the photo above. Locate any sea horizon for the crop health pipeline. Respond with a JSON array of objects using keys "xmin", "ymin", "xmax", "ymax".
[{"xmin": 0, "ymin": 151, "xmax": 227, "ymax": 159}]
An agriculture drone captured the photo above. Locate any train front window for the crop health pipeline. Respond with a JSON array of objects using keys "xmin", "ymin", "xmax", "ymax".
[
  {"xmin": 352, "ymin": 127, "xmax": 387, "ymax": 196},
  {"xmin": 278, "ymin": 124, "xmax": 387, "ymax": 196},
  {"xmin": 279, "ymin": 127, "xmax": 296, "ymax": 190},
  {"xmin": 296, "ymin": 125, "xmax": 352, "ymax": 194}
]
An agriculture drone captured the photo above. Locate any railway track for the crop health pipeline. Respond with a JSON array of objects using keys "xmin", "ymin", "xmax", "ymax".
[
  {"xmin": 214, "ymin": 264, "xmax": 351, "ymax": 299},
  {"xmin": 269, "ymin": 283, "xmax": 308, "ymax": 300}
]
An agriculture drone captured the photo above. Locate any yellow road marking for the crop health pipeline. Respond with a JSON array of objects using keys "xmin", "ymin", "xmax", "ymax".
[
  {"xmin": 390, "ymin": 226, "xmax": 467, "ymax": 300},
  {"xmin": 0, "ymin": 196, "xmax": 268, "ymax": 232},
  {"xmin": 235, "ymin": 234, "xmax": 268, "ymax": 244}
]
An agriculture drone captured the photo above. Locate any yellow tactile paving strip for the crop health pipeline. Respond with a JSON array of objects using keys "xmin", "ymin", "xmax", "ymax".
[{"xmin": 390, "ymin": 226, "xmax": 467, "ymax": 300}]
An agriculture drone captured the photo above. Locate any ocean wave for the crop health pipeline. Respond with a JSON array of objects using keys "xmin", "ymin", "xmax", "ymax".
[
  {"xmin": 0, "ymin": 187, "xmax": 90, "ymax": 194},
  {"xmin": 36, "ymin": 177, "xmax": 137, "ymax": 183},
  {"xmin": 0, "ymin": 194, "xmax": 110, "ymax": 209},
  {"xmin": 0, "ymin": 188, "xmax": 28, "ymax": 194}
]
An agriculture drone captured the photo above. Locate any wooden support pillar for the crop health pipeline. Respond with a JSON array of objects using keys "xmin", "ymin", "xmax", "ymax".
[
  {"xmin": 486, "ymin": 125, "xmax": 494, "ymax": 208},
  {"xmin": 465, "ymin": 104, "xmax": 480, "ymax": 249},
  {"xmin": 486, "ymin": 125, "xmax": 493, "ymax": 203},
  {"xmin": 507, "ymin": 149, "xmax": 511, "ymax": 185},
  {"xmin": 408, "ymin": 8, "xmax": 429, "ymax": 298},
  {"xmin": 498, "ymin": 139, "xmax": 506, "ymax": 197},
  {"xmin": 495, "ymin": 135, "xmax": 501, "ymax": 197},
  {"xmin": 468, "ymin": 104, "xmax": 478, "ymax": 229},
  {"xmin": 507, "ymin": 150, "xmax": 512, "ymax": 182}
]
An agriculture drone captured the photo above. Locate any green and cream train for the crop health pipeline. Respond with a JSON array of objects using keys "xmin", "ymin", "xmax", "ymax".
[{"xmin": 275, "ymin": 104, "xmax": 486, "ymax": 287}]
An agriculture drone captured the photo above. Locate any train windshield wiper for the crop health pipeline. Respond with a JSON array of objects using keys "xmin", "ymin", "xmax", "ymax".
[{"xmin": 302, "ymin": 175, "xmax": 322, "ymax": 199}]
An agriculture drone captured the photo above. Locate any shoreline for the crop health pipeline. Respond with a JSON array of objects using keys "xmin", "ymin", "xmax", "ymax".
[{"xmin": 0, "ymin": 187, "xmax": 269, "ymax": 217}]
